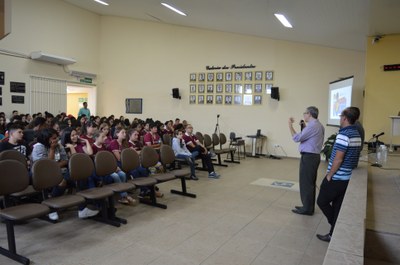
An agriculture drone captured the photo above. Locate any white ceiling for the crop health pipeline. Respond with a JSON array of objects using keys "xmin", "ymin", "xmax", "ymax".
[{"xmin": 63, "ymin": 0, "xmax": 400, "ymax": 51}]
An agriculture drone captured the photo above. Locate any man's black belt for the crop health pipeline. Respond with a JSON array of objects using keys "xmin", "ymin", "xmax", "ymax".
[{"xmin": 300, "ymin": 152, "xmax": 319, "ymax": 155}]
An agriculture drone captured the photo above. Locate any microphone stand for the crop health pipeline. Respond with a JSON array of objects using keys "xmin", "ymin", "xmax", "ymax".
[{"xmin": 214, "ymin": 115, "xmax": 220, "ymax": 135}]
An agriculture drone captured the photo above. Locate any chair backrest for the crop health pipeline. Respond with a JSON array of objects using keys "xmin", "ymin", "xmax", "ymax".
[
  {"xmin": 203, "ymin": 134, "xmax": 213, "ymax": 149},
  {"xmin": 141, "ymin": 146, "xmax": 159, "ymax": 168},
  {"xmin": 94, "ymin": 151, "xmax": 118, "ymax": 177},
  {"xmin": 219, "ymin": 133, "xmax": 228, "ymax": 146},
  {"xmin": 0, "ymin": 149, "xmax": 27, "ymax": 167},
  {"xmin": 195, "ymin": 132, "xmax": 204, "ymax": 145},
  {"xmin": 69, "ymin": 153, "xmax": 95, "ymax": 182},
  {"xmin": 0, "ymin": 160, "xmax": 29, "ymax": 196},
  {"xmin": 160, "ymin": 144, "xmax": 175, "ymax": 165},
  {"xmin": 162, "ymin": 134, "xmax": 172, "ymax": 146},
  {"xmin": 120, "ymin": 148, "xmax": 140, "ymax": 172},
  {"xmin": 32, "ymin": 159, "xmax": 63, "ymax": 190},
  {"xmin": 212, "ymin": 133, "xmax": 220, "ymax": 147},
  {"xmin": 229, "ymin": 132, "xmax": 236, "ymax": 141}
]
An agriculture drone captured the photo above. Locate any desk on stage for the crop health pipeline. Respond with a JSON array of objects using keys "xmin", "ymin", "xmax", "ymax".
[
  {"xmin": 246, "ymin": 135, "xmax": 267, "ymax": 157},
  {"xmin": 389, "ymin": 116, "xmax": 400, "ymax": 151}
]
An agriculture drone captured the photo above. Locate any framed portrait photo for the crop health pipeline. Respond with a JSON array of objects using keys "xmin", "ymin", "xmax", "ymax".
[
  {"xmin": 207, "ymin": 73, "xmax": 214, "ymax": 82},
  {"xmin": 243, "ymin": 94, "xmax": 253, "ymax": 106},
  {"xmin": 234, "ymin": 84, "xmax": 243, "ymax": 94},
  {"xmin": 216, "ymin": 95, "xmax": 223, "ymax": 104},
  {"xmin": 207, "ymin": 84, "xmax": 214, "ymax": 93},
  {"xmin": 216, "ymin": 84, "xmax": 223, "ymax": 93},
  {"xmin": 255, "ymin": 71, "xmax": 263, "ymax": 81},
  {"xmin": 254, "ymin": 95, "xmax": 262, "ymax": 105},
  {"xmin": 225, "ymin": 95, "xmax": 232, "ymax": 105},
  {"xmin": 189, "ymin": 95, "xmax": 196, "ymax": 104},
  {"xmin": 190, "ymin": 84, "xmax": 196, "ymax": 93},
  {"xmin": 198, "ymin": 84, "xmax": 205, "ymax": 93},
  {"xmin": 235, "ymin": 72, "xmax": 243, "ymax": 81},
  {"xmin": 216, "ymin": 72, "xmax": 223, "ymax": 82},
  {"xmin": 265, "ymin": 83, "xmax": 273, "ymax": 94},
  {"xmin": 206, "ymin": 95, "xmax": 214, "ymax": 104},
  {"xmin": 198, "ymin": 73, "xmax": 205, "ymax": 82},
  {"xmin": 198, "ymin": 95, "xmax": 205, "ymax": 104},
  {"xmin": 245, "ymin": 71, "xmax": 253, "ymax": 81},
  {"xmin": 266, "ymin": 71, "xmax": 274, "ymax": 81},
  {"xmin": 225, "ymin": 72, "xmax": 232, "ymax": 81},
  {"xmin": 244, "ymin": 84, "xmax": 252, "ymax": 94},
  {"xmin": 190, "ymin": 73, "xmax": 196, "ymax": 82},
  {"xmin": 254, "ymin": 83, "xmax": 262, "ymax": 93},
  {"xmin": 234, "ymin": 95, "xmax": 242, "ymax": 105},
  {"xmin": 225, "ymin": 84, "xmax": 233, "ymax": 93}
]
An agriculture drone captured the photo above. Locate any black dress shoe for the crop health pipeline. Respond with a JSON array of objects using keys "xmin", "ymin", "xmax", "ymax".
[
  {"xmin": 291, "ymin": 208, "xmax": 313, "ymax": 216},
  {"xmin": 316, "ymin": 233, "xmax": 331, "ymax": 242}
]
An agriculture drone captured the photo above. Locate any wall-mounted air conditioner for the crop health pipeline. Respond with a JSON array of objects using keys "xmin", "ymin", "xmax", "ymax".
[{"xmin": 30, "ymin": 51, "xmax": 76, "ymax": 65}]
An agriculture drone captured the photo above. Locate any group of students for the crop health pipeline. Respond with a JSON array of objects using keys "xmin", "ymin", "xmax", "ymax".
[{"xmin": 0, "ymin": 111, "xmax": 220, "ymax": 220}]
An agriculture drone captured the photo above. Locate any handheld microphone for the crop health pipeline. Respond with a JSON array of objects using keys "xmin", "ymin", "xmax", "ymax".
[
  {"xmin": 373, "ymin": 132, "xmax": 384, "ymax": 138},
  {"xmin": 300, "ymin": 120, "xmax": 305, "ymax": 131},
  {"xmin": 217, "ymin": 114, "xmax": 220, "ymax": 118}
]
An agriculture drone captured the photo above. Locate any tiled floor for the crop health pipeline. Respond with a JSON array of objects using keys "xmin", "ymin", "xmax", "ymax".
[{"xmin": 0, "ymin": 156, "xmax": 331, "ymax": 265}]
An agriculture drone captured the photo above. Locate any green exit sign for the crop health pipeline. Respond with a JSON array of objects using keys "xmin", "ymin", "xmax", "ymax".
[{"xmin": 80, "ymin": 77, "xmax": 92, "ymax": 84}]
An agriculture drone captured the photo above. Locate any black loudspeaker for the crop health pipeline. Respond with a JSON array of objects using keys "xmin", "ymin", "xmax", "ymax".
[
  {"xmin": 271, "ymin": 87, "xmax": 280, "ymax": 101},
  {"xmin": 172, "ymin": 88, "xmax": 181, "ymax": 99}
]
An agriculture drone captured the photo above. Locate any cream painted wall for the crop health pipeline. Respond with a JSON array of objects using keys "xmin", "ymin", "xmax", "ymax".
[
  {"xmin": 67, "ymin": 92, "xmax": 87, "ymax": 118},
  {"xmin": 0, "ymin": 0, "xmax": 100, "ymax": 115},
  {"xmin": 364, "ymin": 35, "xmax": 400, "ymax": 146},
  {"xmin": 98, "ymin": 17, "xmax": 365, "ymax": 157}
]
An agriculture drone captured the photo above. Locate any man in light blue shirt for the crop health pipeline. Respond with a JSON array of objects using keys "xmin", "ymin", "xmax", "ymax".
[
  {"xmin": 289, "ymin": 106, "xmax": 325, "ymax": 215},
  {"xmin": 78, "ymin": 102, "xmax": 91, "ymax": 118}
]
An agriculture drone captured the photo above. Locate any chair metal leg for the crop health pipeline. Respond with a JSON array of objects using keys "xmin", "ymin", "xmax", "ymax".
[
  {"xmin": 171, "ymin": 178, "xmax": 196, "ymax": 198},
  {"xmin": 138, "ymin": 188, "xmax": 167, "ymax": 209},
  {"xmin": 0, "ymin": 220, "xmax": 30, "ymax": 265}
]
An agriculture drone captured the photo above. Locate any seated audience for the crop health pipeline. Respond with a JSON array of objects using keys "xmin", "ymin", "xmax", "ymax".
[
  {"xmin": 172, "ymin": 130, "xmax": 198, "ymax": 180},
  {"xmin": 0, "ymin": 124, "xmax": 31, "ymax": 164},
  {"xmin": 144, "ymin": 123, "xmax": 161, "ymax": 148},
  {"xmin": 183, "ymin": 124, "xmax": 220, "ymax": 178},
  {"xmin": 80, "ymin": 120, "xmax": 97, "ymax": 145},
  {"xmin": 61, "ymin": 127, "xmax": 93, "ymax": 157}
]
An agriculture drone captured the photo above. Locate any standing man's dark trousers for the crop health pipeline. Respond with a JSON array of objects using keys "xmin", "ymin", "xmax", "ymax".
[
  {"xmin": 299, "ymin": 153, "xmax": 321, "ymax": 213},
  {"xmin": 317, "ymin": 178, "xmax": 349, "ymax": 236}
]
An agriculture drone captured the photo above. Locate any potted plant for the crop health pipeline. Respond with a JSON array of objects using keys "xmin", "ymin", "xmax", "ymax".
[{"xmin": 321, "ymin": 133, "xmax": 337, "ymax": 161}]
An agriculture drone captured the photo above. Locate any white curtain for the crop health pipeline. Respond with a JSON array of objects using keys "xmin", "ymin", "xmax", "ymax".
[{"xmin": 29, "ymin": 76, "xmax": 67, "ymax": 115}]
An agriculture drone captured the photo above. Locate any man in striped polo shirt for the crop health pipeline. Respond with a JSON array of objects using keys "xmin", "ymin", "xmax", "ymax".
[{"xmin": 316, "ymin": 107, "xmax": 362, "ymax": 242}]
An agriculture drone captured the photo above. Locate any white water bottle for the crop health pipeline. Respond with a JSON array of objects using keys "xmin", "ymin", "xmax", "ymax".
[{"xmin": 377, "ymin": 145, "xmax": 387, "ymax": 164}]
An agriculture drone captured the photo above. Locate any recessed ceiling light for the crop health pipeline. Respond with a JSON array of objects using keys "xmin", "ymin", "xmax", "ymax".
[
  {"xmin": 94, "ymin": 0, "xmax": 109, "ymax": 6},
  {"xmin": 274, "ymin": 13, "xmax": 293, "ymax": 28},
  {"xmin": 161, "ymin": 2, "xmax": 187, "ymax": 16}
]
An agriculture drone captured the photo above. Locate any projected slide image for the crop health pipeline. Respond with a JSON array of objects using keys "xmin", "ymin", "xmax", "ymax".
[{"xmin": 330, "ymin": 86, "xmax": 351, "ymax": 119}]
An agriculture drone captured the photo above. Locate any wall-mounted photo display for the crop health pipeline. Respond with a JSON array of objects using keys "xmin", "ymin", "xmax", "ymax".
[
  {"xmin": 198, "ymin": 84, "xmax": 205, "ymax": 93},
  {"xmin": 234, "ymin": 95, "xmax": 242, "ymax": 105},
  {"xmin": 189, "ymin": 95, "xmax": 196, "ymax": 104},
  {"xmin": 225, "ymin": 84, "xmax": 232, "ymax": 93},
  {"xmin": 207, "ymin": 84, "xmax": 214, "ymax": 93},
  {"xmin": 207, "ymin": 73, "xmax": 214, "ymax": 82},
  {"xmin": 225, "ymin": 95, "xmax": 232, "ymax": 105},
  {"xmin": 198, "ymin": 95, "xmax": 205, "ymax": 104},
  {"xmin": 199, "ymin": 73, "xmax": 205, "ymax": 82},
  {"xmin": 216, "ymin": 72, "xmax": 223, "ymax": 82},
  {"xmin": 234, "ymin": 84, "xmax": 243, "ymax": 94},
  {"xmin": 206, "ymin": 95, "xmax": 214, "ymax": 104},
  {"xmin": 190, "ymin": 84, "xmax": 196, "ymax": 93},
  {"xmin": 225, "ymin": 72, "xmax": 232, "ymax": 81},
  {"xmin": 266, "ymin": 71, "xmax": 274, "ymax": 81},
  {"xmin": 245, "ymin": 71, "xmax": 253, "ymax": 81},
  {"xmin": 190, "ymin": 73, "xmax": 196, "ymax": 82},
  {"xmin": 265, "ymin": 83, "xmax": 273, "ymax": 94},
  {"xmin": 244, "ymin": 84, "xmax": 252, "ymax": 94},
  {"xmin": 254, "ymin": 95, "xmax": 262, "ymax": 105},
  {"xmin": 243, "ymin": 94, "xmax": 253, "ymax": 105},
  {"xmin": 216, "ymin": 84, "xmax": 223, "ymax": 93},
  {"xmin": 235, "ymin": 72, "xmax": 242, "ymax": 81},
  {"xmin": 255, "ymin": 71, "xmax": 263, "ymax": 81},
  {"xmin": 216, "ymin": 95, "xmax": 223, "ymax": 104},
  {"xmin": 12, "ymin": 95, "xmax": 25, "ymax": 104},
  {"xmin": 0, "ymin": 97, "xmax": 2, "ymax": 106},
  {"xmin": 254, "ymin": 83, "xmax": 262, "ymax": 93},
  {"xmin": 0, "ymin": 86, "xmax": 2, "ymax": 95}
]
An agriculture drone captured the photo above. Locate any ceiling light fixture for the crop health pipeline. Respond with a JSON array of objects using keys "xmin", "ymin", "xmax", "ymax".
[
  {"xmin": 161, "ymin": 2, "xmax": 187, "ymax": 16},
  {"xmin": 94, "ymin": 0, "xmax": 109, "ymax": 6},
  {"xmin": 274, "ymin": 13, "xmax": 293, "ymax": 28}
]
